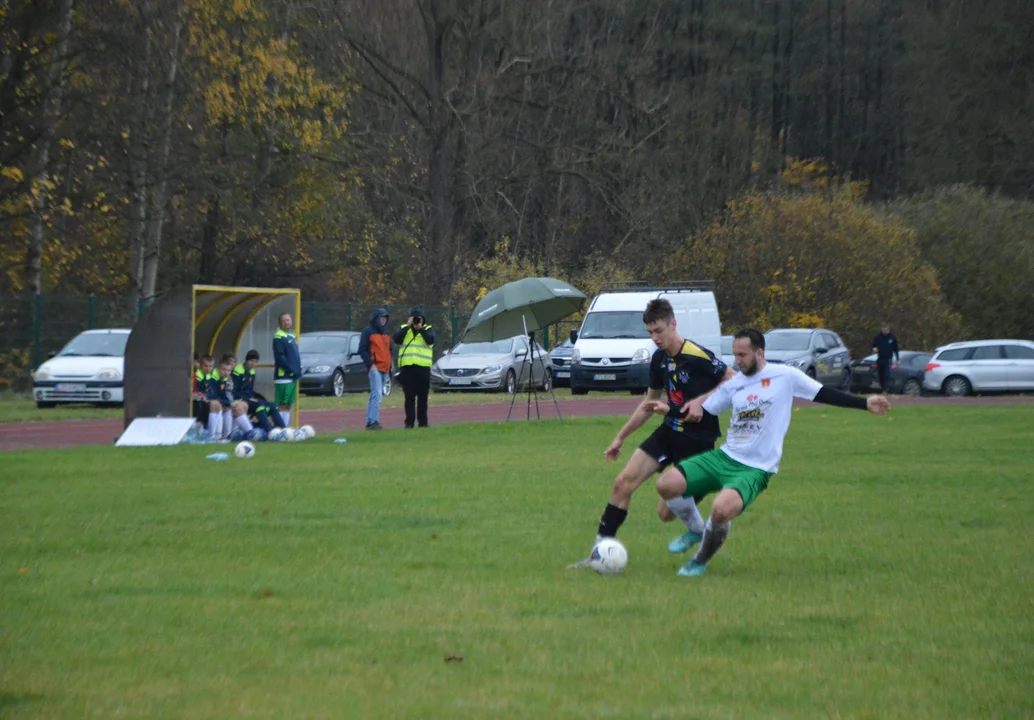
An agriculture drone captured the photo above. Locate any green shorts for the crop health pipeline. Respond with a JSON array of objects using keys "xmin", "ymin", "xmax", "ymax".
[
  {"xmin": 675, "ymin": 449, "xmax": 772, "ymax": 511},
  {"xmin": 274, "ymin": 382, "xmax": 298, "ymax": 407}
]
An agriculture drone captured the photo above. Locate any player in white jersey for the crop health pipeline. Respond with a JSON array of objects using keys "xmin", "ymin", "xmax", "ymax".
[{"xmin": 655, "ymin": 328, "xmax": 891, "ymax": 577}]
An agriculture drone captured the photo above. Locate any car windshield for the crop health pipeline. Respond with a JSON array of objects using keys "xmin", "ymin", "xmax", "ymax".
[
  {"xmin": 764, "ymin": 332, "xmax": 812, "ymax": 352},
  {"xmin": 579, "ymin": 312, "xmax": 649, "ymax": 340},
  {"xmin": 452, "ymin": 339, "xmax": 513, "ymax": 355},
  {"xmin": 300, "ymin": 336, "xmax": 349, "ymax": 354},
  {"xmin": 59, "ymin": 332, "xmax": 128, "ymax": 357},
  {"xmin": 721, "ymin": 337, "xmax": 733, "ymax": 354}
]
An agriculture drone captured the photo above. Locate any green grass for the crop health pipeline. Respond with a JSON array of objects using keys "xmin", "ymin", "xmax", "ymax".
[
  {"xmin": 2, "ymin": 405, "xmax": 1032, "ymax": 719},
  {"xmin": 0, "ymin": 387, "xmax": 606, "ymax": 424}
]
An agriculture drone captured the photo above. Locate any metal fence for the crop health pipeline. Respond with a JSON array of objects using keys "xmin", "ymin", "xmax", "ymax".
[{"xmin": 1, "ymin": 294, "xmax": 576, "ymax": 391}]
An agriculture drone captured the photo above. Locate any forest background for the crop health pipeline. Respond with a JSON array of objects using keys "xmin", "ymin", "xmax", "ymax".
[{"xmin": 2, "ymin": 0, "xmax": 1032, "ymax": 380}]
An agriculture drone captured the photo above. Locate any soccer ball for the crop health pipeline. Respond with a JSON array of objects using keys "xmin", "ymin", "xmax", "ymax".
[
  {"xmin": 284, "ymin": 428, "xmax": 303, "ymax": 442},
  {"xmin": 300, "ymin": 424, "xmax": 316, "ymax": 440},
  {"xmin": 248, "ymin": 428, "xmax": 267, "ymax": 443},
  {"xmin": 268, "ymin": 428, "xmax": 286, "ymax": 442},
  {"xmin": 589, "ymin": 538, "xmax": 628, "ymax": 576},
  {"xmin": 234, "ymin": 441, "xmax": 256, "ymax": 459}
]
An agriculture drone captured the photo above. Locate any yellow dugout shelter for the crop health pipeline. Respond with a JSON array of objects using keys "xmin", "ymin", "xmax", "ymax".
[{"xmin": 123, "ymin": 285, "xmax": 301, "ymax": 429}]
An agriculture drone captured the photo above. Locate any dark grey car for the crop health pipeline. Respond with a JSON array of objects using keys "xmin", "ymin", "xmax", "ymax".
[{"xmin": 298, "ymin": 331, "xmax": 392, "ymax": 398}]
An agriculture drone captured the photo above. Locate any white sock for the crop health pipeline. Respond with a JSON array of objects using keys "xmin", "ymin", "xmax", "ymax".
[
  {"xmin": 222, "ymin": 410, "xmax": 233, "ymax": 437},
  {"xmin": 280, "ymin": 411, "xmax": 291, "ymax": 426},
  {"xmin": 665, "ymin": 496, "xmax": 706, "ymax": 534},
  {"xmin": 235, "ymin": 414, "xmax": 254, "ymax": 434},
  {"xmin": 206, "ymin": 412, "xmax": 221, "ymax": 439}
]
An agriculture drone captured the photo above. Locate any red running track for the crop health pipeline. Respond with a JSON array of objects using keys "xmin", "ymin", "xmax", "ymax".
[{"xmin": 0, "ymin": 394, "xmax": 1030, "ymax": 452}]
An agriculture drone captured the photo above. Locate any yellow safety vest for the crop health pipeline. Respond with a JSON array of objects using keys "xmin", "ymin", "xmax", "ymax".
[{"xmin": 398, "ymin": 325, "xmax": 433, "ymax": 367}]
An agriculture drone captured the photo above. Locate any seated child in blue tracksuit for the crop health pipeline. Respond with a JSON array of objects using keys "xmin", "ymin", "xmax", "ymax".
[
  {"xmin": 232, "ymin": 349, "xmax": 284, "ymax": 434},
  {"xmin": 205, "ymin": 353, "xmax": 254, "ymax": 440}
]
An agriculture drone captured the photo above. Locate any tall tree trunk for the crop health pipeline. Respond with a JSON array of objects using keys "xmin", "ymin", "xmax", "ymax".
[
  {"xmin": 25, "ymin": 0, "xmax": 74, "ymax": 295},
  {"xmin": 127, "ymin": 0, "xmax": 153, "ymax": 311},
  {"xmin": 142, "ymin": 0, "xmax": 184, "ymax": 300}
]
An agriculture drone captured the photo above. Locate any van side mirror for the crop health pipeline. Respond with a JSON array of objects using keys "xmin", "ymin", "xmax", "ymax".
[
  {"xmin": 47, "ymin": 351, "xmax": 57, "ymax": 360},
  {"xmin": 569, "ymin": 330, "xmax": 578, "ymax": 344}
]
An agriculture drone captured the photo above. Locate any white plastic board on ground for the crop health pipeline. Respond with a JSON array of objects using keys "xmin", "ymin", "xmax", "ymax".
[{"xmin": 116, "ymin": 417, "xmax": 197, "ymax": 447}]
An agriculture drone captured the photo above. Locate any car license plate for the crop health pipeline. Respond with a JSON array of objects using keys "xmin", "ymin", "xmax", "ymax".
[
  {"xmin": 449, "ymin": 378, "xmax": 473, "ymax": 386},
  {"xmin": 56, "ymin": 383, "xmax": 86, "ymax": 392},
  {"xmin": 556, "ymin": 371, "xmax": 570, "ymax": 378},
  {"xmin": 593, "ymin": 373, "xmax": 617, "ymax": 381}
]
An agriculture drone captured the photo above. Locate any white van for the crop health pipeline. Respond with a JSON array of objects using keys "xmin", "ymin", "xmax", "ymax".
[{"xmin": 569, "ymin": 282, "xmax": 721, "ymax": 395}]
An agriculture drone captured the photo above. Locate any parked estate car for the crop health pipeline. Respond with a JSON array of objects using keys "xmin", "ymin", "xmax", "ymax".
[
  {"xmin": 547, "ymin": 339, "xmax": 574, "ymax": 387},
  {"xmin": 431, "ymin": 335, "xmax": 551, "ymax": 394},
  {"xmin": 849, "ymin": 350, "xmax": 932, "ymax": 395},
  {"xmin": 299, "ymin": 331, "xmax": 392, "ymax": 398},
  {"xmin": 763, "ymin": 328, "xmax": 851, "ymax": 388},
  {"xmin": 32, "ymin": 328, "xmax": 130, "ymax": 408},
  {"xmin": 922, "ymin": 339, "xmax": 1034, "ymax": 396}
]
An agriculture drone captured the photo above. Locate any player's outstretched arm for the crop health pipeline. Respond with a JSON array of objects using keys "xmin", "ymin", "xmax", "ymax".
[
  {"xmin": 813, "ymin": 387, "xmax": 891, "ymax": 415},
  {"xmin": 605, "ymin": 388, "xmax": 664, "ymax": 461}
]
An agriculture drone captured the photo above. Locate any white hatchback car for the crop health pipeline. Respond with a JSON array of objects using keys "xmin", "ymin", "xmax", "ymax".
[
  {"xmin": 32, "ymin": 328, "xmax": 131, "ymax": 407},
  {"xmin": 921, "ymin": 339, "xmax": 1034, "ymax": 396}
]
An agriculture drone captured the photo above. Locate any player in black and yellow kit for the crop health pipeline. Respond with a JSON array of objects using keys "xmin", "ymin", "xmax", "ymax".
[{"xmin": 573, "ymin": 299, "xmax": 736, "ymax": 566}]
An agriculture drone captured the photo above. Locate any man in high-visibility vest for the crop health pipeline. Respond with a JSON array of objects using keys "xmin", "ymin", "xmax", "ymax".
[{"xmin": 392, "ymin": 305, "xmax": 435, "ymax": 428}]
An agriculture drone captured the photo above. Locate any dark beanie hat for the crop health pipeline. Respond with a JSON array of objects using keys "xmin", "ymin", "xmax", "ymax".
[{"xmin": 410, "ymin": 305, "xmax": 425, "ymax": 319}]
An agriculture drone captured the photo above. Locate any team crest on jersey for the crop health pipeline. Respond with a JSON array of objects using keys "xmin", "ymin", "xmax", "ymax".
[
  {"xmin": 678, "ymin": 370, "xmax": 689, "ymax": 384},
  {"xmin": 761, "ymin": 378, "xmax": 770, "ymax": 388}
]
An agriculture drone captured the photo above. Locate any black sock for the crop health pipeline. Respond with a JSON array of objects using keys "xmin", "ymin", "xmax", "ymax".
[{"xmin": 598, "ymin": 503, "xmax": 628, "ymax": 538}]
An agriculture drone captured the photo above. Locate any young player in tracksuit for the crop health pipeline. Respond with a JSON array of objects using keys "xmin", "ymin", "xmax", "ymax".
[
  {"xmin": 232, "ymin": 349, "xmax": 284, "ymax": 434},
  {"xmin": 206, "ymin": 354, "xmax": 253, "ymax": 440},
  {"xmin": 193, "ymin": 354, "xmax": 214, "ymax": 427}
]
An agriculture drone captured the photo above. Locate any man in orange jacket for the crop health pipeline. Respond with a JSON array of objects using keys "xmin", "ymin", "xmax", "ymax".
[{"xmin": 359, "ymin": 307, "xmax": 392, "ymax": 430}]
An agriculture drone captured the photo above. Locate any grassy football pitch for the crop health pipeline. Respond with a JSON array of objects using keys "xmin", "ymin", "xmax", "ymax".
[{"xmin": 2, "ymin": 405, "xmax": 1032, "ymax": 719}]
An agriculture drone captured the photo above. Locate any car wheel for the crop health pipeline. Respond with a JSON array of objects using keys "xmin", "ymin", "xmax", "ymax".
[
  {"xmin": 541, "ymin": 372, "xmax": 552, "ymax": 393},
  {"xmin": 382, "ymin": 373, "xmax": 392, "ymax": 397},
  {"xmin": 943, "ymin": 375, "xmax": 972, "ymax": 397},
  {"xmin": 331, "ymin": 369, "xmax": 346, "ymax": 397},
  {"xmin": 505, "ymin": 370, "xmax": 517, "ymax": 395},
  {"xmin": 902, "ymin": 379, "xmax": 921, "ymax": 396},
  {"xmin": 806, "ymin": 367, "xmax": 817, "ymax": 380},
  {"xmin": 36, "ymin": 401, "xmax": 56, "ymax": 409},
  {"xmin": 837, "ymin": 370, "xmax": 851, "ymax": 391}
]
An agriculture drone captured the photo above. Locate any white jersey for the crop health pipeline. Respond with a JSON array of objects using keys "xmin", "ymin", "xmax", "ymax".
[{"xmin": 702, "ymin": 363, "xmax": 823, "ymax": 474}]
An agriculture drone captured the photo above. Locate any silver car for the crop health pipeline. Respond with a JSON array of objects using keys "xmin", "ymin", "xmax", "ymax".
[
  {"xmin": 720, "ymin": 335, "xmax": 737, "ymax": 372},
  {"xmin": 431, "ymin": 335, "xmax": 552, "ymax": 394},
  {"xmin": 763, "ymin": 328, "xmax": 851, "ymax": 388},
  {"xmin": 922, "ymin": 339, "xmax": 1034, "ymax": 396}
]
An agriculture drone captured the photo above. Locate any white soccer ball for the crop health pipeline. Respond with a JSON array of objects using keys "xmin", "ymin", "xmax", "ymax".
[
  {"xmin": 268, "ymin": 428, "xmax": 286, "ymax": 442},
  {"xmin": 234, "ymin": 441, "xmax": 256, "ymax": 459},
  {"xmin": 300, "ymin": 424, "xmax": 316, "ymax": 440},
  {"xmin": 284, "ymin": 428, "xmax": 304, "ymax": 442},
  {"xmin": 589, "ymin": 538, "xmax": 628, "ymax": 576}
]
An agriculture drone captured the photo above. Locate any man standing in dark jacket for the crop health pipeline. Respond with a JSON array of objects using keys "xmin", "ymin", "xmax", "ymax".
[
  {"xmin": 393, "ymin": 305, "xmax": 435, "ymax": 428},
  {"xmin": 358, "ymin": 307, "xmax": 391, "ymax": 430},
  {"xmin": 273, "ymin": 312, "xmax": 302, "ymax": 427},
  {"xmin": 871, "ymin": 323, "xmax": 900, "ymax": 393}
]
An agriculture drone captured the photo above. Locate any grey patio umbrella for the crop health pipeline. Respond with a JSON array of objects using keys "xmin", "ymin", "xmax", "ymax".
[{"xmin": 462, "ymin": 277, "xmax": 587, "ymax": 343}]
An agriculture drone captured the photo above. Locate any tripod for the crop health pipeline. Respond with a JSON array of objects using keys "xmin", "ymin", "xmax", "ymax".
[{"xmin": 507, "ymin": 326, "xmax": 564, "ymax": 422}]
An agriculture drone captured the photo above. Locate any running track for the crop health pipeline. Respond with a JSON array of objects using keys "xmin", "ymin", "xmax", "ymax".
[{"xmin": 0, "ymin": 394, "xmax": 1030, "ymax": 452}]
